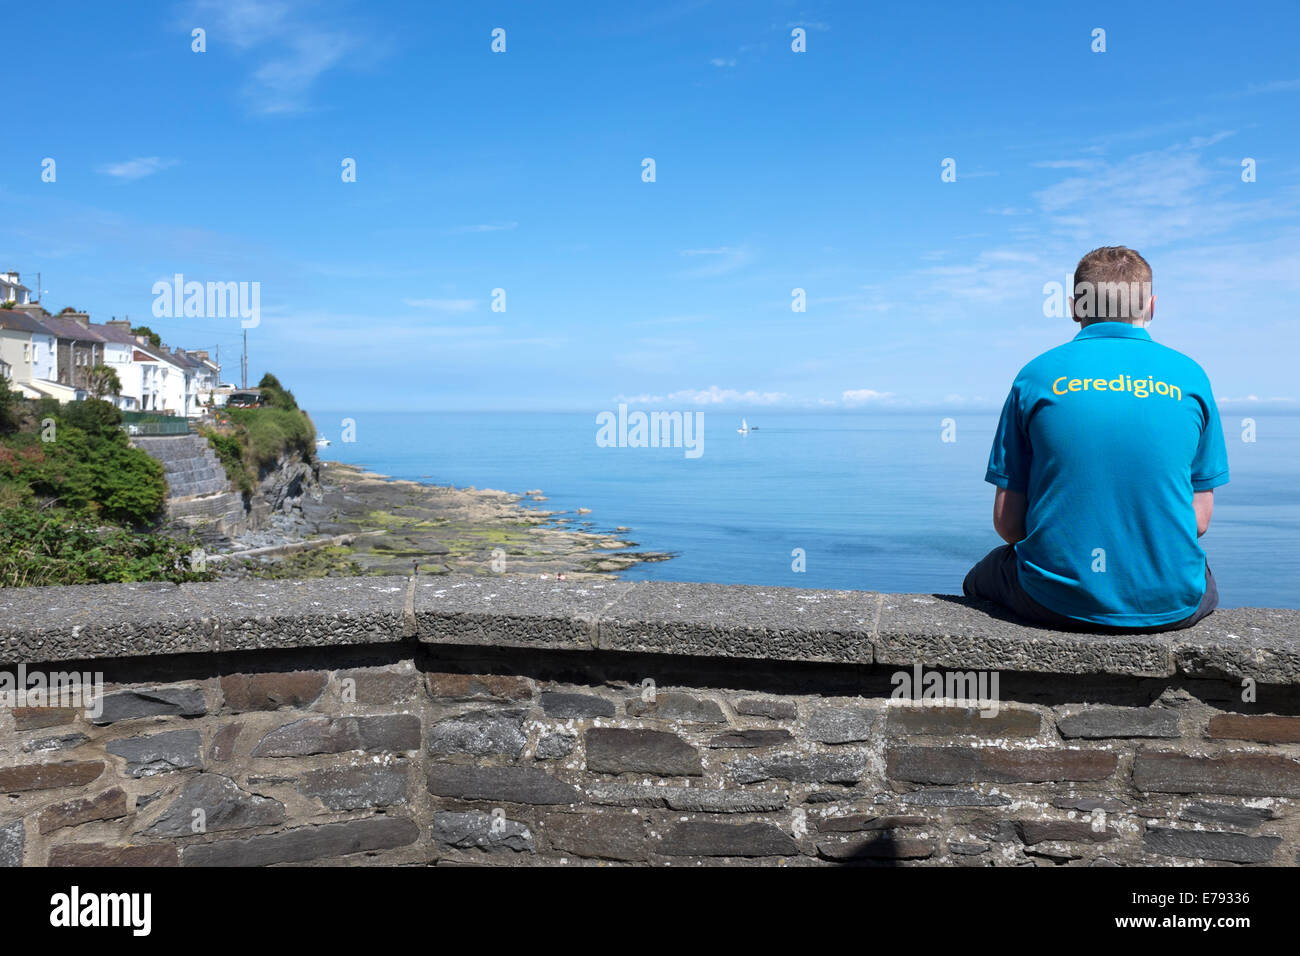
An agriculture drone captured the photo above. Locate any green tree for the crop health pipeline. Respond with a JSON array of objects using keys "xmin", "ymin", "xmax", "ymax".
[
  {"xmin": 131, "ymin": 325, "xmax": 162, "ymax": 348},
  {"xmin": 1, "ymin": 400, "xmax": 164, "ymax": 525},
  {"xmin": 87, "ymin": 363, "xmax": 123, "ymax": 400},
  {"xmin": 257, "ymin": 372, "xmax": 299, "ymax": 410},
  {"xmin": 0, "ymin": 377, "xmax": 18, "ymax": 433},
  {"xmin": 60, "ymin": 398, "xmax": 123, "ymax": 437}
]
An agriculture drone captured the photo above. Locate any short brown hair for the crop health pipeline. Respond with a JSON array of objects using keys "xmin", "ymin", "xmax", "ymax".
[{"xmin": 1072, "ymin": 246, "xmax": 1152, "ymax": 321}]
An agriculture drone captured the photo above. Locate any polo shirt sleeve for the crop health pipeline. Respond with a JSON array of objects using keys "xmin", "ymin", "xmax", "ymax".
[
  {"xmin": 1191, "ymin": 385, "xmax": 1230, "ymax": 490},
  {"xmin": 985, "ymin": 383, "xmax": 1031, "ymax": 493}
]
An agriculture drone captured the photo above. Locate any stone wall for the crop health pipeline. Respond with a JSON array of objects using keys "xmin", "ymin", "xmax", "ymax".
[
  {"xmin": 1, "ymin": 577, "xmax": 1298, "ymax": 866},
  {"xmin": 132, "ymin": 436, "xmax": 319, "ymax": 541},
  {"xmin": 132, "ymin": 434, "xmax": 246, "ymax": 537}
]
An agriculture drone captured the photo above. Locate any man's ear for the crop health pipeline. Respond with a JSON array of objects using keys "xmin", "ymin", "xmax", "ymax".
[
  {"xmin": 1068, "ymin": 296, "xmax": 1081, "ymax": 325},
  {"xmin": 1147, "ymin": 293, "xmax": 1157, "ymax": 323}
]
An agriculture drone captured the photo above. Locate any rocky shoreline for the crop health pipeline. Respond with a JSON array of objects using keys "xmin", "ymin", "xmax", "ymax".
[{"xmin": 215, "ymin": 460, "xmax": 673, "ymax": 581}]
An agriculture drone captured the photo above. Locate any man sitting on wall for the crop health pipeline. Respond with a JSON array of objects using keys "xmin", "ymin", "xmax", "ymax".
[{"xmin": 963, "ymin": 246, "xmax": 1229, "ymax": 633}]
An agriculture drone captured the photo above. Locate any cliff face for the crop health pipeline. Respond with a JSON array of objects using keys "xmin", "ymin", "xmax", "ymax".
[{"xmin": 248, "ymin": 450, "xmax": 322, "ymax": 524}]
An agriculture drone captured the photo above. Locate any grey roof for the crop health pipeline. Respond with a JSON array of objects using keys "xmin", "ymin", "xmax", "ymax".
[
  {"xmin": 92, "ymin": 323, "xmax": 140, "ymax": 346},
  {"xmin": 129, "ymin": 342, "xmax": 180, "ymax": 365},
  {"xmin": 37, "ymin": 314, "xmax": 109, "ymax": 342},
  {"xmin": 168, "ymin": 348, "xmax": 207, "ymax": 370},
  {"xmin": 4, "ymin": 311, "xmax": 215, "ymax": 373},
  {"xmin": 0, "ymin": 309, "xmax": 56, "ymax": 335}
]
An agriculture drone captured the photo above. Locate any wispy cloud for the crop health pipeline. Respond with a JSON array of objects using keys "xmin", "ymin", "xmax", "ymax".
[
  {"xmin": 448, "ymin": 222, "xmax": 519, "ymax": 234},
  {"xmin": 403, "ymin": 298, "xmax": 478, "ymax": 313},
  {"xmin": 1242, "ymin": 78, "xmax": 1300, "ymax": 95},
  {"xmin": 1030, "ymin": 131, "xmax": 1291, "ymax": 248},
  {"xmin": 188, "ymin": 0, "xmax": 369, "ymax": 114},
  {"xmin": 670, "ymin": 386, "xmax": 789, "ymax": 405},
  {"xmin": 609, "ymin": 386, "xmax": 997, "ymax": 409},
  {"xmin": 709, "ymin": 57, "xmax": 736, "ymax": 68},
  {"xmin": 679, "ymin": 245, "xmax": 753, "ymax": 277},
  {"xmin": 630, "ymin": 314, "xmax": 708, "ymax": 327},
  {"xmin": 841, "ymin": 388, "xmax": 895, "ymax": 405},
  {"xmin": 97, "ymin": 157, "xmax": 178, "ymax": 180},
  {"xmin": 615, "ymin": 386, "xmax": 791, "ymax": 406},
  {"xmin": 1031, "ymin": 160, "xmax": 1099, "ymax": 170},
  {"xmin": 1218, "ymin": 394, "xmax": 1298, "ymax": 407}
]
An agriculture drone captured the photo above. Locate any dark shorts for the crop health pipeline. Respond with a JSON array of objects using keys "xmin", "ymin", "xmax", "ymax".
[{"xmin": 962, "ymin": 544, "xmax": 1218, "ymax": 633}]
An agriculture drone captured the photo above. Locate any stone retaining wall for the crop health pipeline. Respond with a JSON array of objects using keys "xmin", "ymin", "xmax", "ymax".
[
  {"xmin": 132, "ymin": 434, "xmax": 246, "ymax": 536},
  {"xmin": 1, "ymin": 577, "xmax": 1298, "ymax": 866},
  {"xmin": 132, "ymin": 434, "xmax": 231, "ymax": 499}
]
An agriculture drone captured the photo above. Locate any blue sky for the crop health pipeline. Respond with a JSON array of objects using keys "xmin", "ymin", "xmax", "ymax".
[{"xmin": 4, "ymin": 0, "xmax": 1299, "ymax": 413}]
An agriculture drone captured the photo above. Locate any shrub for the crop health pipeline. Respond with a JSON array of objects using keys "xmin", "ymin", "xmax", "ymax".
[
  {"xmin": 59, "ymin": 398, "xmax": 122, "ymax": 438},
  {"xmin": 0, "ymin": 480, "xmax": 29, "ymax": 510},
  {"xmin": 257, "ymin": 372, "xmax": 299, "ymax": 411},
  {"xmin": 200, "ymin": 426, "xmax": 253, "ymax": 495},
  {"xmin": 32, "ymin": 396, "xmax": 61, "ymax": 422},
  {"xmin": 0, "ymin": 378, "xmax": 18, "ymax": 434},
  {"xmin": 225, "ymin": 406, "xmax": 315, "ymax": 470},
  {"xmin": 0, "ymin": 507, "xmax": 211, "ymax": 587},
  {"xmin": 0, "ymin": 412, "xmax": 166, "ymax": 526}
]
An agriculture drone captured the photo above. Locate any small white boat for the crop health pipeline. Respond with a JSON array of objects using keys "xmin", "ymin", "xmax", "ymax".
[
  {"xmin": 737, "ymin": 418, "xmax": 749, "ymax": 435},
  {"xmin": 316, "ymin": 437, "xmax": 332, "ymax": 447}
]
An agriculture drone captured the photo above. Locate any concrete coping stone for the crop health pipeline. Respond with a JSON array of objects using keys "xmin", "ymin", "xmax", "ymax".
[{"xmin": 0, "ymin": 576, "xmax": 1295, "ymax": 683}]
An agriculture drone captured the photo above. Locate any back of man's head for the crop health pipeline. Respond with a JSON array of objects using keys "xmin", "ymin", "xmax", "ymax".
[{"xmin": 1071, "ymin": 246, "xmax": 1153, "ymax": 324}]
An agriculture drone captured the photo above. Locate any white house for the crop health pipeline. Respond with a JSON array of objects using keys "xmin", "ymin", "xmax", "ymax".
[
  {"xmin": 0, "ymin": 309, "xmax": 60, "ymax": 398},
  {"xmin": 167, "ymin": 348, "xmax": 207, "ymax": 417},
  {"xmin": 186, "ymin": 349, "xmax": 220, "ymax": 391},
  {"xmin": 95, "ymin": 320, "xmax": 144, "ymax": 411},
  {"xmin": 0, "ymin": 271, "xmax": 33, "ymax": 307},
  {"xmin": 130, "ymin": 340, "xmax": 189, "ymax": 414}
]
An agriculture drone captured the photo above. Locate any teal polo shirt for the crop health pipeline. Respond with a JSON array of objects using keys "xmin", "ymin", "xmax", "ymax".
[{"xmin": 985, "ymin": 322, "xmax": 1229, "ymax": 627}]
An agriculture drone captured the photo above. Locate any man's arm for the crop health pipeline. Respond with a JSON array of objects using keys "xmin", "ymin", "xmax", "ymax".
[
  {"xmin": 1194, "ymin": 489, "xmax": 1214, "ymax": 537},
  {"xmin": 993, "ymin": 487, "xmax": 1027, "ymax": 544}
]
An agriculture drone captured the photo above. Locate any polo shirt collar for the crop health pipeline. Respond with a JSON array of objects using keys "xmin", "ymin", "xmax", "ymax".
[{"xmin": 1074, "ymin": 321, "xmax": 1152, "ymax": 341}]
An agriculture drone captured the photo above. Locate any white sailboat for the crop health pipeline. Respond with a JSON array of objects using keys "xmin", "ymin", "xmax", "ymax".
[{"xmin": 737, "ymin": 418, "xmax": 749, "ymax": 435}]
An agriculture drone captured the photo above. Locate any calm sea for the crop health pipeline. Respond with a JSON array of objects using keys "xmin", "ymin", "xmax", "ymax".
[{"xmin": 314, "ymin": 410, "xmax": 1300, "ymax": 609}]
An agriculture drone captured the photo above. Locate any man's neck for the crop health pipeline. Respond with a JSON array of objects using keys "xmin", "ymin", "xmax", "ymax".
[{"xmin": 1079, "ymin": 318, "xmax": 1149, "ymax": 329}]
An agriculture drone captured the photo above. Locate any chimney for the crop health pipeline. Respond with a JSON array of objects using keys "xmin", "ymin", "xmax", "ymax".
[
  {"xmin": 193, "ymin": 350, "xmax": 209, "ymax": 361},
  {"xmin": 106, "ymin": 319, "xmax": 132, "ymax": 330}
]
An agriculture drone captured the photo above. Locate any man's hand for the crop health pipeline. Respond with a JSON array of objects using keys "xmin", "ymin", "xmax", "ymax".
[
  {"xmin": 1194, "ymin": 489, "xmax": 1214, "ymax": 537},
  {"xmin": 993, "ymin": 487, "xmax": 1027, "ymax": 544}
]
